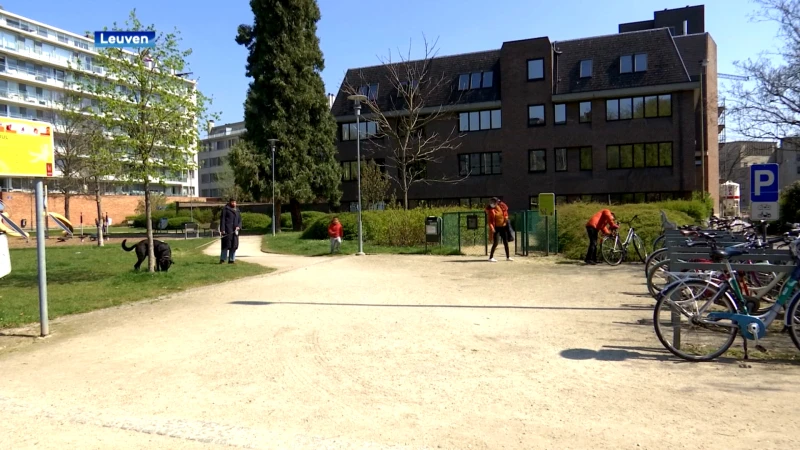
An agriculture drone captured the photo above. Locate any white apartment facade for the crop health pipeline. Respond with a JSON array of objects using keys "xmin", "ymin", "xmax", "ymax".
[{"xmin": 0, "ymin": 8, "xmax": 198, "ymax": 196}]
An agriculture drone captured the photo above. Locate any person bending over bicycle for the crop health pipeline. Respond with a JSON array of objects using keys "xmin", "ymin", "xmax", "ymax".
[{"xmin": 585, "ymin": 208, "xmax": 619, "ymax": 265}]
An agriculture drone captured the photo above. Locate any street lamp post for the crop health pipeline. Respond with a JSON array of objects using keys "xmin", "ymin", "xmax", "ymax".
[
  {"xmin": 267, "ymin": 139, "xmax": 280, "ymax": 236},
  {"xmin": 347, "ymin": 94, "xmax": 368, "ymax": 256}
]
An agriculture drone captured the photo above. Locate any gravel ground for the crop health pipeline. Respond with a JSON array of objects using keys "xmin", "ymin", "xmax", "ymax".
[{"xmin": 0, "ymin": 236, "xmax": 798, "ymax": 449}]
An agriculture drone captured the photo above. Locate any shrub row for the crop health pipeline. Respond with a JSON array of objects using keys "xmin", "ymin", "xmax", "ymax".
[
  {"xmin": 299, "ymin": 201, "xmax": 702, "ymax": 257},
  {"xmin": 301, "ymin": 208, "xmax": 473, "ymax": 246},
  {"xmin": 545, "ymin": 202, "xmax": 697, "ymax": 260}
]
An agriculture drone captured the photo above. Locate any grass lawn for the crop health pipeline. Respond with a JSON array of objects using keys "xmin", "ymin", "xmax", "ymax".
[
  {"xmin": 0, "ymin": 238, "xmax": 272, "ymax": 329},
  {"xmin": 261, "ymin": 232, "xmax": 460, "ymax": 256}
]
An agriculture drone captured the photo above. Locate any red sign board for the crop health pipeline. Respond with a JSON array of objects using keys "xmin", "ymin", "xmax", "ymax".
[{"xmin": 46, "ymin": 163, "xmax": 53, "ymax": 177}]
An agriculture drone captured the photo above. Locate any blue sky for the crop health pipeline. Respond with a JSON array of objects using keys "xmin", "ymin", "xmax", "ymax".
[{"xmin": 4, "ymin": 0, "xmax": 781, "ymax": 127}]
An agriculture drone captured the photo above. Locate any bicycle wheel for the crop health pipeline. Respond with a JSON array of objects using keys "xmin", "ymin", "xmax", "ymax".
[
  {"xmin": 786, "ymin": 294, "xmax": 800, "ymax": 352},
  {"xmin": 652, "ymin": 234, "xmax": 666, "ymax": 254},
  {"xmin": 653, "ymin": 280, "xmax": 738, "ymax": 361},
  {"xmin": 646, "ymin": 259, "xmax": 674, "ymax": 298},
  {"xmin": 633, "ymin": 234, "xmax": 648, "ymax": 262},
  {"xmin": 645, "ymin": 248, "xmax": 668, "ymax": 276},
  {"xmin": 601, "ymin": 235, "xmax": 624, "ymax": 265}
]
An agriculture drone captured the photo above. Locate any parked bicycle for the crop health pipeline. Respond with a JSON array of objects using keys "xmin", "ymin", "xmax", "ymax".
[
  {"xmin": 599, "ymin": 215, "xmax": 647, "ymax": 265},
  {"xmin": 652, "ymin": 234, "xmax": 800, "ymax": 361}
]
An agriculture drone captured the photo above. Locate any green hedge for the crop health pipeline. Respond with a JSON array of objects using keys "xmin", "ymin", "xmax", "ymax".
[
  {"xmin": 301, "ymin": 208, "xmax": 472, "ymax": 246},
  {"xmin": 166, "ymin": 217, "xmax": 195, "ymax": 230},
  {"xmin": 553, "ymin": 202, "xmax": 696, "ymax": 260},
  {"xmin": 127, "ymin": 208, "xmax": 213, "ymax": 228},
  {"xmin": 241, "ymin": 212, "xmax": 271, "ymax": 230}
]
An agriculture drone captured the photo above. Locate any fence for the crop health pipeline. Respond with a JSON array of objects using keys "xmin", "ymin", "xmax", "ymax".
[
  {"xmin": 510, "ymin": 210, "xmax": 558, "ymax": 256},
  {"xmin": 442, "ymin": 211, "xmax": 488, "ymax": 256},
  {"xmin": 440, "ymin": 210, "xmax": 558, "ymax": 256}
]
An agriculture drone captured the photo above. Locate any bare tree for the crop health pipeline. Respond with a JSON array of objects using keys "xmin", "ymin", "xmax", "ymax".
[
  {"xmin": 729, "ymin": 0, "xmax": 800, "ymax": 140},
  {"xmin": 51, "ymin": 76, "xmax": 99, "ymax": 221},
  {"xmin": 343, "ymin": 36, "xmax": 466, "ymax": 209},
  {"xmin": 719, "ymin": 144, "xmax": 746, "ymax": 181}
]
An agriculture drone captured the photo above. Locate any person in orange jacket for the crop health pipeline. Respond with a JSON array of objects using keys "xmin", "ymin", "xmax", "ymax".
[
  {"xmin": 328, "ymin": 216, "xmax": 343, "ymax": 254},
  {"xmin": 485, "ymin": 197, "xmax": 513, "ymax": 262},
  {"xmin": 585, "ymin": 208, "xmax": 618, "ymax": 265}
]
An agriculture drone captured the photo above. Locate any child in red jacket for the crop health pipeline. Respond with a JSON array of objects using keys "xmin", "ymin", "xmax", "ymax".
[{"xmin": 328, "ymin": 217, "xmax": 343, "ymax": 254}]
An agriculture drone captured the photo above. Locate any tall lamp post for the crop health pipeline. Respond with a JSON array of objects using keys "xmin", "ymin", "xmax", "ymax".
[
  {"xmin": 347, "ymin": 94, "xmax": 367, "ymax": 256},
  {"xmin": 267, "ymin": 139, "xmax": 280, "ymax": 236}
]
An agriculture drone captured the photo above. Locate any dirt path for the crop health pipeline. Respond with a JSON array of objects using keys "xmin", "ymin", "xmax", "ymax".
[{"xmin": 1, "ymin": 250, "xmax": 798, "ymax": 449}]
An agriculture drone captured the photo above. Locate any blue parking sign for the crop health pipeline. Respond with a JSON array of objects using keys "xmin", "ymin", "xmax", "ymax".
[{"xmin": 750, "ymin": 164, "xmax": 779, "ymax": 203}]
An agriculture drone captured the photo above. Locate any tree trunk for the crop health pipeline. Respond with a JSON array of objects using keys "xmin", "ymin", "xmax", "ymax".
[
  {"xmin": 290, "ymin": 198, "xmax": 302, "ymax": 231},
  {"xmin": 144, "ymin": 182, "xmax": 156, "ymax": 273},
  {"xmin": 274, "ymin": 200, "xmax": 282, "ymax": 234},
  {"xmin": 403, "ymin": 190, "xmax": 409, "ymax": 210},
  {"xmin": 94, "ymin": 181, "xmax": 104, "ymax": 247},
  {"xmin": 63, "ymin": 191, "xmax": 71, "ymax": 221}
]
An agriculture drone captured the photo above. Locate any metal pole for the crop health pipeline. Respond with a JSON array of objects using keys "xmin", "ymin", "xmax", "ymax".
[
  {"xmin": 34, "ymin": 180, "xmax": 49, "ymax": 337},
  {"xmin": 700, "ymin": 68, "xmax": 706, "ymax": 201},
  {"xmin": 355, "ymin": 102, "xmax": 365, "ymax": 256},
  {"xmin": 271, "ymin": 144, "xmax": 276, "ymax": 236},
  {"xmin": 545, "ymin": 215, "xmax": 550, "ymax": 256}
]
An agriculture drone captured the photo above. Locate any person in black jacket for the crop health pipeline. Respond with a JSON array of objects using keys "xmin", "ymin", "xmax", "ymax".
[{"xmin": 219, "ymin": 198, "xmax": 242, "ymax": 264}]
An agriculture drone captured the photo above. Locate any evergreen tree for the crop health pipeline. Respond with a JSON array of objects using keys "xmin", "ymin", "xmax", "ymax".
[{"xmin": 234, "ymin": 0, "xmax": 340, "ymax": 231}]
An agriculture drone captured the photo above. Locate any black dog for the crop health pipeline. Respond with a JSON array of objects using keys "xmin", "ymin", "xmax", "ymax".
[{"xmin": 121, "ymin": 239, "xmax": 174, "ymax": 272}]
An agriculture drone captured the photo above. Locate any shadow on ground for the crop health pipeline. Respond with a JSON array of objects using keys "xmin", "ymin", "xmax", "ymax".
[{"xmin": 229, "ymin": 301, "xmax": 649, "ymax": 311}]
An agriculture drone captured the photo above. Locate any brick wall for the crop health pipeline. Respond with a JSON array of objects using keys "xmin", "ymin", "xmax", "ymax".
[{"xmin": 0, "ymin": 192, "xmax": 205, "ymax": 229}]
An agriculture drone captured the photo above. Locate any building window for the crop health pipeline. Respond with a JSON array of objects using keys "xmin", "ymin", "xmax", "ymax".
[
  {"xmin": 459, "ymin": 109, "xmax": 501, "ymax": 132},
  {"xmin": 580, "ymin": 147, "xmax": 593, "ymax": 170},
  {"xmin": 470, "ymin": 72, "xmax": 482, "ymax": 89},
  {"xmin": 358, "ymin": 84, "xmax": 379, "ymax": 101},
  {"xmin": 635, "ymin": 53, "xmax": 647, "ymax": 71},
  {"xmin": 620, "ymin": 55, "xmax": 633, "ymax": 74},
  {"xmin": 554, "ymin": 148, "xmax": 567, "ymax": 171},
  {"xmin": 528, "ymin": 104, "xmax": 545, "ymax": 126},
  {"xmin": 607, "ymin": 142, "xmax": 672, "ymax": 169},
  {"xmin": 341, "ymin": 121, "xmax": 379, "ymax": 141},
  {"xmin": 482, "ymin": 71, "xmax": 493, "ymax": 88},
  {"xmin": 554, "ymin": 104, "xmax": 566, "ymax": 125},
  {"xmin": 458, "ymin": 71, "xmax": 494, "ymax": 90},
  {"xmin": 342, "ymin": 158, "xmax": 386, "ymax": 182},
  {"xmin": 606, "ymin": 94, "xmax": 672, "ymax": 121},
  {"xmin": 527, "ymin": 58, "xmax": 544, "ymax": 80},
  {"xmin": 458, "ymin": 152, "xmax": 502, "ymax": 176},
  {"xmin": 458, "ymin": 74, "xmax": 469, "ymax": 90},
  {"xmin": 528, "ymin": 149, "xmax": 546, "ymax": 173},
  {"xmin": 579, "ymin": 102, "xmax": 591, "ymax": 123},
  {"xmin": 580, "ymin": 59, "xmax": 592, "ymax": 78},
  {"xmin": 620, "ymin": 53, "xmax": 648, "ymax": 74}
]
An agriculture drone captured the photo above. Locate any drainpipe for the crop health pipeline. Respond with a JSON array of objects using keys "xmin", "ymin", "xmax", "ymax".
[{"xmin": 552, "ymin": 43, "xmax": 562, "ymax": 95}]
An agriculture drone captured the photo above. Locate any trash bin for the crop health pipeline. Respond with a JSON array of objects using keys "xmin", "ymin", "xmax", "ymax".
[{"xmin": 425, "ymin": 216, "xmax": 441, "ymax": 244}]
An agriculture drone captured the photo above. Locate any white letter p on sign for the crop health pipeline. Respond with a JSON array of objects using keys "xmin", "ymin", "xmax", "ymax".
[{"xmin": 754, "ymin": 170, "xmax": 774, "ymax": 197}]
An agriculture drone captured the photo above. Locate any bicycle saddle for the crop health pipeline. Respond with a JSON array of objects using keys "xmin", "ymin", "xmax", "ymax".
[{"xmin": 710, "ymin": 246, "xmax": 748, "ymax": 262}]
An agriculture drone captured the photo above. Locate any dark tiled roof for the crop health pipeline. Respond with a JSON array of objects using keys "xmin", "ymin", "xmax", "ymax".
[
  {"xmin": 330, "ymin": 50, "xmax": 501, "ymax": 117},
  {"xmin": 554, "ymin": 28, "xmax": 691, "ymax": 95},
  {"xmin": 673, "ymin": 33, "xmax": 708, "ymax": 79}
]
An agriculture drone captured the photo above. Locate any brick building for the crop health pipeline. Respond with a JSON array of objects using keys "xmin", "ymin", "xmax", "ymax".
[{"xmin": 330, "ymin": 5, "xmax": 719, "ymax": 211}]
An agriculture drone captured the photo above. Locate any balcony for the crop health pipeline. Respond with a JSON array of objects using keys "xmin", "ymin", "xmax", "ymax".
[{"xmin": 0, "ymin": 86, "xmax": 54, "ymax": 108}]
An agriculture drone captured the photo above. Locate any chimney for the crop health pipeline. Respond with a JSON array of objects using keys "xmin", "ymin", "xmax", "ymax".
[
  {"xmin": 327, "ymin": 93, "xmax": 335, "ymax": 110},
  {"xmin": 683, "ymin": 20, "xmax": 688, "ymax": 35}
]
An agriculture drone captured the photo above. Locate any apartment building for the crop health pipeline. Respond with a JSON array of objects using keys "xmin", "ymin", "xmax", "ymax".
[
  {"xmin": 0, "ymin": 8, "xmax": 198, "ymax": 196},
  {"xmin": 198, "ymin": 120, "xmax": 245, "ymax": 198},
  {"xmin": 330, "ymin": 5, "xmax": 719, "ymax": 211}
]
